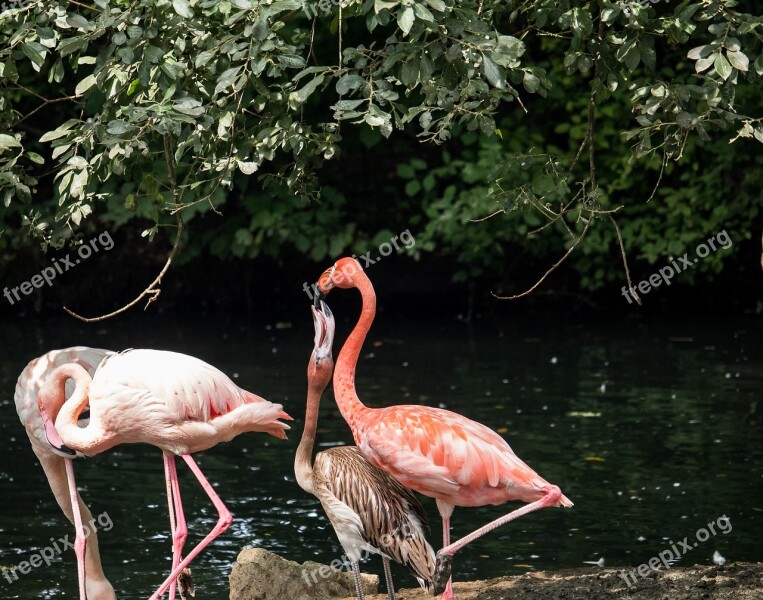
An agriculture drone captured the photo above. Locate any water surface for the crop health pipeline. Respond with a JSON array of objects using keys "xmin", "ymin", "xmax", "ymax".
[{"xmin": 1, "ymin": 310, "xmax": 761, "ymax": 598}]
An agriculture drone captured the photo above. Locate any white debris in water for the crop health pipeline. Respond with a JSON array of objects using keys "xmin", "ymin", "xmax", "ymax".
[
  {"xmin": 599, "ymin": 382, "xmax": 607, "ymax": 393},
  {"xmin": 550, "ymin": 356, "xmax": 558, "ymax": 364},
  {"xmin": 713, "ymin": 550, "xmax": 726, "ymax": 565},
  {"xmin": 583, "ymin": 557, "xmax": 605, "ymax": 568},
  {"xmin": 637, "ymin": 536, "xmax": 646, "ymax": 542}
]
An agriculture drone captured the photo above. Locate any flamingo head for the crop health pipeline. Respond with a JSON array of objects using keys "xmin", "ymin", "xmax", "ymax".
[
  {"xmin": 309, "ymin": 300, "xmax": 335, "ymax": 390},
  {"xmin": 315, "ymin": 257, "xmax": 363, "ymax": 301},
  {"xmin": 38, "ymin": 376, "xmax": 80, "ymax": 458}
]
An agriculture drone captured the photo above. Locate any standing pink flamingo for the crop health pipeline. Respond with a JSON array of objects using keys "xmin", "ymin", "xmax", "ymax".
[
  {"xmin": 38, "ymin": 348, "xmax": 292, "ymax": 600},
  {"xmin": 314, "ymin": 258, "xmax": 573, "ymax": 599},
  {"xmin": 295, "ymin": 301, "xmax": 435, "ymax": 599},
  {"xmin": 15, "ymin": 347, "xmax": 116, "ymax": 600}
]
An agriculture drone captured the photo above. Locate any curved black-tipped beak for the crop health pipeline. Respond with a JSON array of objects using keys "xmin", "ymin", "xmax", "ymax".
[
  {"xmin": 313, "ymin": 289, "xmax": 326, "ymax": 307},
  {"xmin": 43, "ymin": 416, "xmax": 77, "ymax": 456}
]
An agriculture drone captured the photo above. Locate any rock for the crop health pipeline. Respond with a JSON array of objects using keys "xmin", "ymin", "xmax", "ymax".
[{"xmin": 229, "ymin": 547, "xmax": 378, "ymax": 600}]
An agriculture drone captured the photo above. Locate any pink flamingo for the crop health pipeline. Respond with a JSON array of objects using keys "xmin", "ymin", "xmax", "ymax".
[
  {"xmin": 15, "ymin": 347, "xmax": 116, "ymax": 600},
  {"xmin": 37, "ymin": 348, "xmax": 292, "ymax": 600},
  {"xmin": 314, "ymin": 258, "xmax": 573, "ymax": 599},
  {"xmin": 295, "ymin": 301, "xmax": 435, "ymax": 599}
]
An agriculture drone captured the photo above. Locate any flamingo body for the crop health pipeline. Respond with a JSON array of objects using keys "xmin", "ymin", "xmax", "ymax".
[
  {"xmin": 355, "ymin": 404, "xmax": 570, "ymax": 507},
  {"xmin": 38, "ymin": 347, "xmax": 291, "ymax": 600},
  {"xmin": 52, "ymin": 349, "xmax": 290, "ymax": 456},
  {"xmin": 314, "ymin": 257, "xmax": 572, "ymax": 598}
]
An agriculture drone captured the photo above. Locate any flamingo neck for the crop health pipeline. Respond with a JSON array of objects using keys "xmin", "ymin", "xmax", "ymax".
[
  {"xmin": 48, "ymin": 365, "xmax": 111, "ymax": 455},
  {"xmin": 294, "ymin": 379, "xmax": 322, "ymax": 495},
  {"xmin": 333, "ymin": 273, "xmax": 374, "ymax": 433}
]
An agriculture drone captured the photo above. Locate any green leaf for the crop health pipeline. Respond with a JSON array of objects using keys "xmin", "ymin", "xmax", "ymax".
[
  {"xmin": 74, "ymin": 74, "xmax": 96, "ymax": 96},
  {"xmin": 21, "ymin": 42, "xmax": 45, "ymax": 69},
  {"xmin": 397, "ymin": 6, "xmax": 415, "ymax": 35},
  {"xmin": 66, "ymin": 14, "xmax": 92, "ymax": 30},
  {"xmin": 523, "ymin": 71, "xmax": 540, "ymax": 93},
  {"xmin": 727, "ymin": 50, "xmax": 749, "ymax": 72},
  {"xmin": 413, "ymin": 3, "xmax": 434, "ymax": 22},
  {"xmin": 714, "ymin": 53, "xmax": 732, "ymax": 80},
  {"xmin": 482, "ymin": 55, "xmax": 505, "ymax": 88},
  {"xmin": 336, "ymin": 74, "xmax": 365, "ymax": 95},
  {"xmin": 172, "ymin": 0, "xmax": 193, "ymax": 18},
  {"xmin": 296, "ymin": 74, "xmax": 324, "ymax": 102},
  {"xmin": 425, "ymin": 0, "xmax": 445, "ymax": 10},
  {"xmin": 0, "ymin": 134, "xmax": 21, "ymax": 151}
]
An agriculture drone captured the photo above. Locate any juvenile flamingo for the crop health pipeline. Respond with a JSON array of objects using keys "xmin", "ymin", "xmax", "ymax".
[
  {"xmin": 38, "ymin": 348, "xmax": 292, "ymax": 600},
  {"xmin": 314, "ymin": 258, "xmax": 573, "ymax": 598},
  {"xmin": 15, "ymin": 347, "xmax": 116, "ymax": 600},
  {"xmin": 294, "ymin": 301, "xmax": 435, "ymax": 599}
]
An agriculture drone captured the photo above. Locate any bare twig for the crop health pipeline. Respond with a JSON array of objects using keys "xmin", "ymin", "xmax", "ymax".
[
  {"xmin": 63, "ymin": 134, "xmax": 184, "ymax": 322},
  {"xmin": 492, "ymin": 215, "xmax": 592, "ymax": 300},
  {"xmin": 646, "ymin": 152, "xmax": 667, "ymax": 202},
  {"xmin": 608, "ymin": 213, "xmax": 641, "ymax": 305}
]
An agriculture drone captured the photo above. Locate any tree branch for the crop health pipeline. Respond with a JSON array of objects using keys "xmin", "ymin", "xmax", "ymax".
[
  {"xmin": 492, "ymin": 215, "xmax": 592, "ymax": 300},
  {"xmin": 63, "ymin": 134, "xmax": 184, "ymax": 322}
]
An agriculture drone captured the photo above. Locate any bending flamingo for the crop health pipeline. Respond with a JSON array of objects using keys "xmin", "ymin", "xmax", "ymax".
[
  {"xmin": 295, "ymin": 301, "xmax": 435, "ymax": 599},
  {"xmin": 38, "ymin": 348, "xmax": 292, "ymax": 600},
  {"xmin": 15, "ymin": 347, "xmax": 116, "ymax": 600},
  {"xmin": 314, "ymin": 258, "xmax": 573, "ymax": 598}
]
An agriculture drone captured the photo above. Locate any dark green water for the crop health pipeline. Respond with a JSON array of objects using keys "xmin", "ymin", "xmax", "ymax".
[{"xmin": 1, "ymin": 310, "xmax": 762, "ymax": 599}]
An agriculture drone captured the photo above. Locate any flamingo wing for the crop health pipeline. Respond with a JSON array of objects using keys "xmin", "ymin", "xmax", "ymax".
[
  {"xmin": 92, "ymin": 349, "xmax": 268, "ymax": 421},
  {"xmin": 358, "ymin": 405, "xmax": 548, "ymax": 500}
]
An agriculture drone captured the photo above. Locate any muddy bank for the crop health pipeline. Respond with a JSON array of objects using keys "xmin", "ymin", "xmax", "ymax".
[{"xmin": 340, "ymin": 562, "xmax": 763, "ymax": 600}]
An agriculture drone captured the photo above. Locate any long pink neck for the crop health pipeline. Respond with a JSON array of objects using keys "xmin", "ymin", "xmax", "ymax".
[
  {"xmin": 46, "ymin": 365, "xmax": 111, "ymax": 455},
  {"xmin": 333, "ymin": 273, "xmax": 375, "ymax": 434}
]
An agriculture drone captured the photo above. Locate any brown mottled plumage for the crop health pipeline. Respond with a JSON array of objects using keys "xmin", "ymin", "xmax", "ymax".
[{"xmin": 313, "ymin": 445, "xmax": 434, "ymax": 589}]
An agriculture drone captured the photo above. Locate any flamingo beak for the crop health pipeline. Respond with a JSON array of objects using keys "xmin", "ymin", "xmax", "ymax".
[{"xmin": 43, "ymin": 417, "xmax": 77, "ymax": 456}]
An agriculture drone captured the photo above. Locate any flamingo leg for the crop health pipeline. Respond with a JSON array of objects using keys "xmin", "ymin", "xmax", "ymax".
[
  {"xmin": 149, "ymin": 454, "xmax": 232, "ymax": 600},
  {"xmin": 64, "ymin": 458, "xmax": 87, "ymax": 600},
  {"xmin": 350, "ymin": 560, "xmax": 366, "ymax": 600},
  {"xmin": 440, "ymin": 514, "xmax": 454, "ymax": 600},
  {"xmin": 381, "ymin": 556, "xmax": 396, "ymax": 600},
  {"xmin": 163, "ymin": 453, "xmax": 188, "ymax": 600},
  {"xmin": 433, "ymin": 485, "xmax": 563, "ymax": 595}
]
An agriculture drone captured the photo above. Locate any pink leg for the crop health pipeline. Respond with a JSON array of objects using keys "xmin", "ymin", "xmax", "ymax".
[
  {"xmin": 64, "ymin": 458, "xmax": 87, "ymax": 600},
  {"xmin": 434, "ymin": 485, "xmax": 563, "ymax": 595},
  {"xmin": 149, "ymin": 454, "xmax": 232, "ymax": 600},
  {"xmin": 440, "ymin": 515, "xmax": 454, "ymax": 600},
  {"xmin": 163, "ymin": 454, "xmax": 188, "ymax": 600}
]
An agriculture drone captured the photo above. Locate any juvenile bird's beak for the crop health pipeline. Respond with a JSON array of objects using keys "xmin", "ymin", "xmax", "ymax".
[
  {"xmin": 313, "ymin": 289, "xmax": 326, "ymax": 307},
  {"xmin": 310, "ymin": 300, "xmax": 335, "ymax": 361}
]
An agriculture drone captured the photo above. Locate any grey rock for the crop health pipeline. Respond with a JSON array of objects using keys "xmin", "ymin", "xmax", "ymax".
[{"xmin": 229, "ymin": 547, "xmax": 379, "ymax": 600}]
